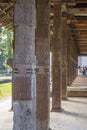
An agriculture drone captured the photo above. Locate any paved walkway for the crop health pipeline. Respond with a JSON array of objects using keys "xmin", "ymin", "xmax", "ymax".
[
  {"xmin": 0, "ymin": 97, "xmax": 87, "ymax": 130},
  {"xmin": 72, "ymin": 75, "xmax": 87, "ymax": 86},
  {"xmin": 0, "ymin": 76, "xmax": 11, "ymax": 84},
  {"xmin": 50, "ymin": 98, "xmax": 87, "ymax": 130},
  {"xmin": 0, "ymin": 97, "xmax": 13, "ymax": 130}
]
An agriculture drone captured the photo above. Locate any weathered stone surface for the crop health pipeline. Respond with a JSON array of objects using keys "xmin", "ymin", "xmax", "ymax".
[
  {"xmin": 13, "ymin": 101, "xmax": 36, "ymax": 130},
  {"xmin": 52, "ymin": 1, "xmax": 62, "ymax": 109},
  {"xmin": 36, "ymin": 0, "xmax": 50, "ymax": 130},
  {"xmin": 52, "ymin": 67, "xmax": 62, "ymax": 109},
  {"xmin": 14, "ymin": 0, "xmax": 36, "ymax": 26},
  {"xmin": 62, "ymin": 18, "xmax": 68, "ymax": 99},
  {"xmin": 36, "ymin": 74, "xmax": 50, "ymax": 130},
  {"xmin": 13, "ymin": 76, "xmax": 32, "ymax": 100},
  {"xmin": 62, "ymin": 68, "xmax": 67, "ymax": 99},
  {"xmin": 13, "ymin": 0, "xmax": 36, "ymax": 130}
]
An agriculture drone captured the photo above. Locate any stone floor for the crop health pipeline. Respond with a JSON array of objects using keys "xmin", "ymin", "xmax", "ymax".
[
  {"xmin": 0, "ymin": 97, "xmax": 13, "ymax": 130},
  {"xmin": 0, "ymin": 97, "xmax": 87, "ymax": 130},
  {"xmin": 50, "ymin": 97, "xmax": 87, "ymax": 130}
]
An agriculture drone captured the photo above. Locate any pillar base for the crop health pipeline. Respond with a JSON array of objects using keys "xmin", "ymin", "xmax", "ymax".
[
  {"xmin": 62, "ymin": 97, "xmax": 68, "ymax": 101},
  {"xmin": 49, "ymin": 128, "xmax": 52, "ymax": 130},
  {"xmin": 62, "ymin": 93, "xmax": 67, "ymax": 100},
  {"xmin": 51, "ymin": 108, "xmax": 64, "ymax": 112},
  {"xmin": 9, "ymin": 107, "xmax": 13, "ymax": 112}
]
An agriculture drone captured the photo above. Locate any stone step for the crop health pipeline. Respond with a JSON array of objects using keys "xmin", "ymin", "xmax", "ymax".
[
  {"xmin": 50, "ymin": 87, "xmax": 87, "ymax": 97},
  {"xmin": 72, "ymin": 76, "xmax": 87, "ymax": 86},
  {"xmin": 50, "ymin": 76, "xmax": 87, "ymax": 97},
  {"xmin": 67, "ymin": 86, "xmax": 87, "ymax": 97},
  {"xmin": 68, "ymin": 76, "xmax": 87, "ymax": 97}
]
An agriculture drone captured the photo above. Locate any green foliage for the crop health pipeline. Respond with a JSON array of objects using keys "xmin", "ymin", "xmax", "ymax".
[
  {"xmin": 0, "ymin": 82, "xmax": 12, "ymax": 99},
  {"xmin": 0, "ymin": 27, "xmax": 13, "ymax": 69}
]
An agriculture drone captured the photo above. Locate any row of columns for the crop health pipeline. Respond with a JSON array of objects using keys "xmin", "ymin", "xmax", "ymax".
[
  {"xmin": 67, "ymin": 26, "xmax": 78, "ymax": 86},
  {"xmin": 13, "ymin": 0, "xmax": 79, "ymax": 130}
]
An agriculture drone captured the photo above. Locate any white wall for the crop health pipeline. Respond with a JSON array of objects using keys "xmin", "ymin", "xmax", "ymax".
[{"xmin": 78, "ymin": 56, "xmax": 87, "ymax": 67}]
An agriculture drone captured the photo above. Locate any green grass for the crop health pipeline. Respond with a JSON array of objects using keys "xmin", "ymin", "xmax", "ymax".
[{"xmin": 0, "ymin": 82, "xmax": 12, "ymax": 99}]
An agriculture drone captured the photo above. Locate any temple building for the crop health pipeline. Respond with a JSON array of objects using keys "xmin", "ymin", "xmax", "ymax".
[{"xmin": 0, "ymin": 0, "xmax": 87, "ymax": 130}]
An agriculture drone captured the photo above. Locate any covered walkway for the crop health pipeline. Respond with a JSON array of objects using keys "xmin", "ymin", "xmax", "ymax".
[
  {"xmin": 50, "ymin": 97, "xmax": 87, "ymax": 130},
  {"xmin": 0, "ymin": 97, "xmax": 87, "ymax": 130},
  {"xmin": 0, "ymin": 0, "xmax": 87, "ymax": 129}
]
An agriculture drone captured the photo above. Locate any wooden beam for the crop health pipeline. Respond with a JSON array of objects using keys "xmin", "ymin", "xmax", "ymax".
[
  {"xmin": 75, "ymin": 24, "xmax": 87, "ymax": 27},
  {"xmin": 78, "ymin": 35, "xmax": 87, "ymax": 39},
  {"xmin": 78, "ymin": 30, "xmax": 87, "ymax": 35},
  {"xmin": 75, "ymin": 16, "xmax": 87, "ymax": 20},
  {"xmin": 79, "ymin": 45, "xmax": 87, "ymax": 50},
  {"xmin": 79, "ymin": 41, "xmax": 87, "ymax": 44},
  {"xmin": 75, "ymin": 26, "xmax": 87, "ymax": 30},
  {"xmin": 70, "ymin": 20, "xmax": 87, "ymax": 24},
  {"xmin": 68, "ymin": 8, "xmax": 87, "ymax": 16},
  {"xmin": 0, "ymin": 0, "xmax": 14, "ymax": 3},
  {"xmin": 75, "ymin": 0, "xmax": 87, "ymax": 3}
]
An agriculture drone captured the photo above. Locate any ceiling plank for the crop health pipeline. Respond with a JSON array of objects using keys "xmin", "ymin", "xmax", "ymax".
[{"xmin": 68, "ymin": 8, "xmax": 87, "ymax": 16}]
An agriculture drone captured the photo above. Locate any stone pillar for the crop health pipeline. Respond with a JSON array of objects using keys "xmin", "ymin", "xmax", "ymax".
[
  {"xmin": 52, "ymin": 1, "xmax": 62, "ymax": 110},
  {"xmin": 74, "ymin": 63, "xmax": 77, "ymax": 79},
  {"xmin": 70, "ymin": 60, "xmax": 72, "ymax": 85},
  {"xmin": 67, "ymin": 28, "xmax": 71, "ymax": 86},
  {"xmin": 70, "ymin": 59, "xmax": 73, "ymax": 84},
  {"xmin": 72, "ymin": 62, "xmax": 74, "ymax": 81},
  {"xmin": 73, "ymin": 62, "xmax": 75, "ymax": 80},
  {"xmin": 74, "ymin": 63, "xmax": 76, "ymax": 80},
  {"xmin": 67, "ymin": 26, "xmax": 74, "ymax": 86},
  {"xmin": 13, "ymin": 0, "xmax": 36, "ymax": 130},
  {"xmin": 62, "ymin": 17, "xmax": 67, "ymax": 99},
  {"xmin": 67, "ymin": 56, "xmax": 71, "ymax": 86},
  {"xmin": 76, "ymin": 60, "xmax": 78, "ymax": 77},
  {"xmin": 36, "ymin": 1, "xmax": 50, "ymax": 130},
  {"xmin": 7, "ymin": 58, "xmax": 13, "ymax": 109}
]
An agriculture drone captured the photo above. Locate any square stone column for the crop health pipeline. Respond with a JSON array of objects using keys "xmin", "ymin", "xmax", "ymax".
[
  {"xmin": 52, "ymin": 1, "xmax": 62, "ymax": 110},
  {"xmin": 36, "ymin": 1, "xmax": 50, "ymax": 130},
  {"xmin": 13, "ymin": 1, "xmax": 36, "ymax": 130},
  {"xmin": 62, "ymin": 17, "xmax": 68, "ymax": 99},
  {"xmin": 67, "ymin": 27, "xmax": 73, "ymax": 86}
]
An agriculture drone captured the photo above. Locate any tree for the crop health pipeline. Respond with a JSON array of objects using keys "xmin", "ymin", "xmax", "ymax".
[{"xmin": 0, "ymin": 27, "xmax": 13, "ymax": 69}]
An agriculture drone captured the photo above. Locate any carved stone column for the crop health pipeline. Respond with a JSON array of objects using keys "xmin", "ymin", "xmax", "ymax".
[
  {"xmin": 72, "ymin": 61, "xmax": 74, "ymax": 82},
  {"xmin": 36, "ymin": 1, "xmax": 50, "ymax": 130},
  {"xmin": 62, "ymin": 17, "xmax": 68, "ymax": 99},
  {"xmin": 70, "ymin": 59, "xmax": 73, "ymax": 84},
  {"xmin": 13, "ymin": 0, "xmax": 36, "ymax": 130},
  {"xmin": 67, "ymin": 27, "xmax": 71, "ymax": 86},
  {"xmin": 52, "ymin": 1, "xmax": 62, "ymax": 110},
  {"xmin": 67, "ymin": 56, "xmax": 71, "ymax": 86},
  {"xmin": 73, "ymin": 63, "xmax": 76, "ymax": 80},
  {"xmin": 67, "ymin": 27, "xmax": 73, "ymax": 86}
]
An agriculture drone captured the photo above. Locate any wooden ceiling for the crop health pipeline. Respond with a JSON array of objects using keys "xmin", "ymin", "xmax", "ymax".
[
  {"xmin": 67, "ymin": 0, "xmax": 87, "ymax": 55},
  {"xmin": 0, "ymin": 0, "xmax": 87, "ymax": 55},
  {"xmin": 0, "ymin": 0, "xmax": 14, "ymax": 30}
]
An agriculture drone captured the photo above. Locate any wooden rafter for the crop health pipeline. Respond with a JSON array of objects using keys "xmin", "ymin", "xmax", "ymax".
[{"xmin": 0, "ymin": 0, "xmax": 87, "ymax": 55}]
